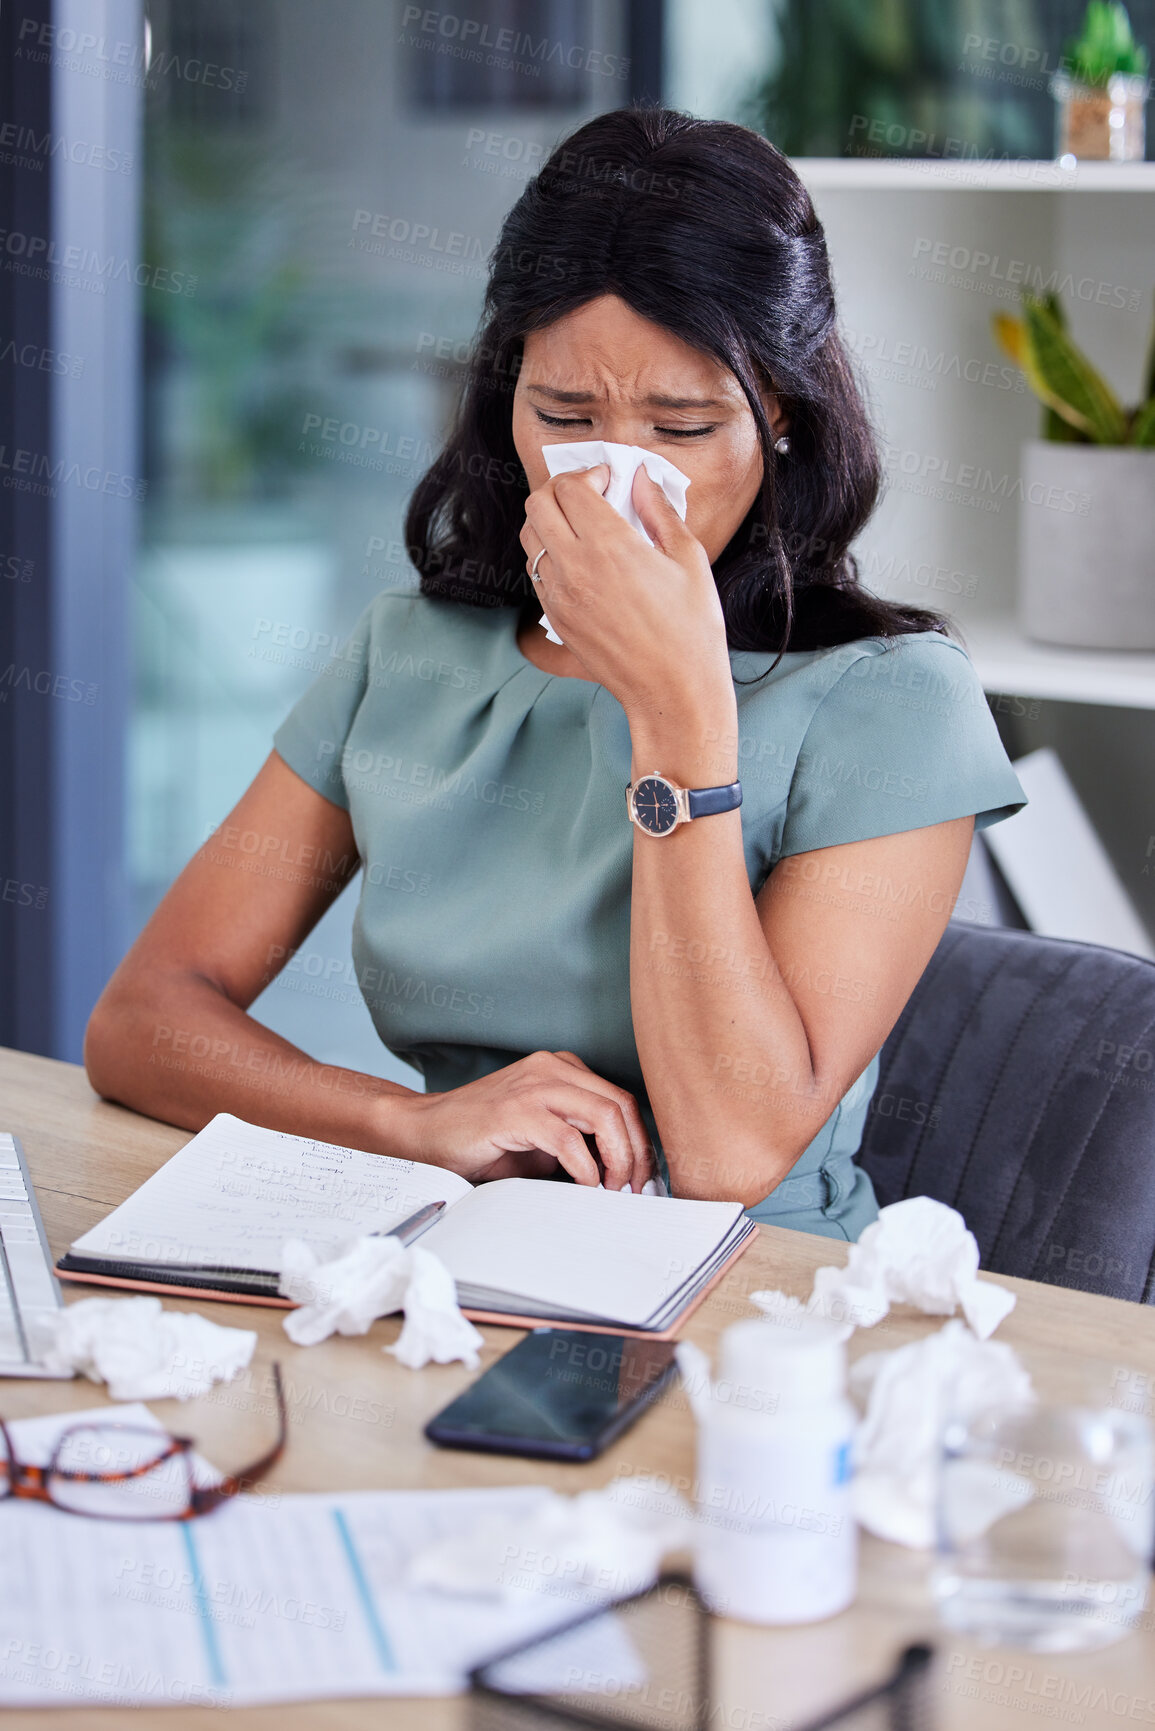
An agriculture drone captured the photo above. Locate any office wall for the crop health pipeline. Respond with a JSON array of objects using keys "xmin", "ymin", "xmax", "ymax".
[{"xmin": 808, "ymin": 181, "xmax": 1155, "ymax": 940}]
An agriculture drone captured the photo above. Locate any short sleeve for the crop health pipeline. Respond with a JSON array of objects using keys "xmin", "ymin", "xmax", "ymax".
[
  {"xmin": 778, "ymin": 634, "xmax": 1027, "ymax": 859},
  {"xmin": 272, "ymin": 604, "xmax": 373, "ymax": 810}
]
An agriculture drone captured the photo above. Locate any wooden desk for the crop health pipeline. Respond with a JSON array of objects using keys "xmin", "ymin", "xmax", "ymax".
[{"xmin": 3, "ymin": 1043, "xmax": 1154, "ymax": 1731}]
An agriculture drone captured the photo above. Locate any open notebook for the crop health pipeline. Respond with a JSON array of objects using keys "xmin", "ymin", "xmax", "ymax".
[{"xmin": 56, "ymin": 1115, "xmax": 757, "ymax": 1338}]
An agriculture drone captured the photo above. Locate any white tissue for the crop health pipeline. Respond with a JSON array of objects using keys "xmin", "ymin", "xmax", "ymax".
[
  {"xmin": 805, "ymin": 1197, "xmax": 1016, "ymax": 1339},
  {"xmin": 41, "ymin": 1297, "xmax": 256, "ymax": 1402},
  {"xmin": 409, "ymin": 1474, "xmax": 693, "ymax": 1604},
  {"xmin": 538, "ymin": 440, "xmax": 691, "ymax": 645},
  {"xmin": 278, "ymin": 1234, "xmax": 484, "ymax": 1369},
  {"xmin": 392, "ymin": 1243, "xmax": 485, "ymax": 1370},
  {"xmin": 740, "ymin": 1200, "xmax": 1022, "ymax": 1551},
  {"xmin": 850, "ymin": 1318, "xmax": 1034, "ymax": 1548}
]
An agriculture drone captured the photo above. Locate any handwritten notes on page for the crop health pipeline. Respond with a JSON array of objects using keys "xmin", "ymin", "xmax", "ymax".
[{"xmin": 68, "ymin": 1115, "xmax": 473, "ymax": 1274}]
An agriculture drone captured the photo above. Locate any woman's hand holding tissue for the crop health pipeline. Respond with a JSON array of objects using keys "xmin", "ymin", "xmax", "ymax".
[{"xmin": 520, "ymin": 464, "xmax": 735, "ymax": 732}]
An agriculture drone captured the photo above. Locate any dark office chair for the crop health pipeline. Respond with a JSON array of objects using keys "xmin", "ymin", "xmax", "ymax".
[{"xmin": 856, "ymin": 921, "xmax": 1155, "ymax": 1304}]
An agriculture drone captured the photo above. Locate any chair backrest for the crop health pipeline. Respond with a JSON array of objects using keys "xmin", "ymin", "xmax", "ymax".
[{"xmin": 856, "ymin": 920, "xmax": 1155, "ymax": 1303}]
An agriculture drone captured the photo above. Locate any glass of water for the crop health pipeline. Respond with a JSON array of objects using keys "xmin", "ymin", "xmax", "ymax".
[{"xmin": 933, "ymin": 1368, "xmax": 1154, "ymax": 1653}]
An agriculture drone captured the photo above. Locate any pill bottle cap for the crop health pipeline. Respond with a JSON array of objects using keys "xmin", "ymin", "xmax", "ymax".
[{"xmin": 715, "ymin": 1316, "xmax": 847, "ymax": 1412}]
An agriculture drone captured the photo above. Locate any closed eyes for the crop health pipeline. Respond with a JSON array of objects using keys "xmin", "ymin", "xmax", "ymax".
[{"xmin": 534, "ymin": 409, "xmax": 717, "ymax": 439}]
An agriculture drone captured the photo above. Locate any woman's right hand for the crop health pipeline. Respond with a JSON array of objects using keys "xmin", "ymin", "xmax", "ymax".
[{"xmin": 392, "ymin": 1050, "xmax": 655, "ymax": 1191}]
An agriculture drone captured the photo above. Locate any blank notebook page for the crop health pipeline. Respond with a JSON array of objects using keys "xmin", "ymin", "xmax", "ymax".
[
  {"xmin": 419, "ymin": 1178, "xmax": 745, "ymax": 1327},
  {"xmin": 69, "ymin": 1114, "xmax": 473, "ymax": 1272}
]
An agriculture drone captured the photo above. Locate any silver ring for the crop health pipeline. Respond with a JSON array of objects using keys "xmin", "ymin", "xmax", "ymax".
[{"xmin": 530, "ymin": 547, "xmax": 547, "ymax": 584}]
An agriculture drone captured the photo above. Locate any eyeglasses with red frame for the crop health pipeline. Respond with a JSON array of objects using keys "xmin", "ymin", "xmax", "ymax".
[{"xmin": 0, "ymin": 1362, "xmax": 286, "ymax": 1520}]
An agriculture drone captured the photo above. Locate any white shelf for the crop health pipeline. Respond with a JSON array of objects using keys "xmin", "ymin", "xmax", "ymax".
[
  {"xmin": 961, "ymin": 612, "xmax": 1155, "ymax": 709},
  {"xmin": 793, "ymin": 156, "xmax": 1155, "ymax": 193}
]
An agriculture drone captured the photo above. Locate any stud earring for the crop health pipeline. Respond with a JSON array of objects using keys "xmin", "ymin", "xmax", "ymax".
[{"xmin": 774, "ymin": 435, "xmax": 790, "ymax": 455}]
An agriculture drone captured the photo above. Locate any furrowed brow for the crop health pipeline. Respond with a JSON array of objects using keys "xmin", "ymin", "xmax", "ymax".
[
  {"xmin": 525, "ymin": 385, "xmax": 597, "ymax": 403},
  {"xmin": 643, "ymin": 393, "xmax": 724, "ymax": 410},
  {"xmin": 525, "ymin": 385, "xmax": 725, "ymax": 410}
]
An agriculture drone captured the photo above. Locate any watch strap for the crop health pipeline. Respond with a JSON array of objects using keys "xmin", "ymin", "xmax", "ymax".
[{"xmin": 685, "ymin": 781, "xmax": 742, "ymax": 819}]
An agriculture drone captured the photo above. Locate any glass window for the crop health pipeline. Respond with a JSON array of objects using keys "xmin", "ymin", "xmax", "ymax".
[{"xmin": 135, "ymin": 0, "xmax": 631, "ymax": 1079}]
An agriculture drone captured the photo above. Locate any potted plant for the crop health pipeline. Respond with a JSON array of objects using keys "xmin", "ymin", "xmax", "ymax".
[
  {"xmin": 992, "ymin": 292, "xmax": 1155, "ymax": 649},
  {"xmin": 1052, "ymin": 1, "xmax": 1149, "ymax": 162}
]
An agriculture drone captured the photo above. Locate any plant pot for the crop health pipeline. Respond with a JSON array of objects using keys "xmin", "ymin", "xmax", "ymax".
[
  {"xmin": 1018, "ymin": 441, "xmax": 1155, "ymax": 650},
  {"xmin": 1052, "ymin": 71, "xmax": 1148, "ymax": 162}
]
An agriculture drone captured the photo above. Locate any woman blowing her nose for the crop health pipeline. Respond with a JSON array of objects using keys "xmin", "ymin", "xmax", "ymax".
[{"xmin": 85, "ymin": 109, "xmax": 1025, "ymax": 1238}]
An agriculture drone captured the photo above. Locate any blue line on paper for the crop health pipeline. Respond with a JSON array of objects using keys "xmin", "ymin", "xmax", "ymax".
[
  {"xmin": 332, "ymin": 1507, "xmax": 396, "ymax": 1672},
  {"xmin": 179, "ymin": 1523, "xmax": 227, "ymax": 1687}
]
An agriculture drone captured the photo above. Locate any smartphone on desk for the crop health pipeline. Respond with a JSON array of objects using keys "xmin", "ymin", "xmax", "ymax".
[{"xmin": 424, "ymin": 1328, "xmax": 677, "ymax": 1462}]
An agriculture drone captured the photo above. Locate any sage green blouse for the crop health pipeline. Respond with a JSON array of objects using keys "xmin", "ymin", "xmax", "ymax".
[{"xmin": 273, "ymin": 590, "xmax": 1026, "ymax": 1241}]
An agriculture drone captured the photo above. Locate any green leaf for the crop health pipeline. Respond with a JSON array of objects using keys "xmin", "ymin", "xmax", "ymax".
[
  {"xmin": 1063, "ymin": 1, "xmax": 1149, "ymax": 83},
  {"xmin": 1040, "ymin": 292, "xmax": 1067, "ymax": 332},
  {"xmin": 1130, "ymin": 398, "xmax": 1155, "ymax": 447},
  {"xmin": 1143, "ymin": 287, "xmax": 1155, "ymax": 406},
  {"xmin": 1022, "ymin": 297, "xmax": 1128, "ymax": 443},
  {"xmin": 991, "ymin": 307, "xmax": 1096, "ymax": 436},
  {"xmin": 1044, "ymin": 406, "xmax": 1086, "ymax": 442}
]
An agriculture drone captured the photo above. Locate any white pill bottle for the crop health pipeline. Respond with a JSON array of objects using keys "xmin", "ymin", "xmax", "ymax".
[{"xmin": 692, "ymin": 1316, "xmax": 857, "ymax": 1624}]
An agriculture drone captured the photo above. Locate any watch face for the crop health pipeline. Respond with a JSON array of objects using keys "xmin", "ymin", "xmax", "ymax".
[{"xmin": 632, "ymin": 776, "xmax": 679, "ymax": 834}]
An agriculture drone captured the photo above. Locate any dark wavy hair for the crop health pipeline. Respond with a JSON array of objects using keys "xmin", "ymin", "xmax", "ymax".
[{"xmin": 405, "ymin": 107, "xmax": 950, "ymax": 655}]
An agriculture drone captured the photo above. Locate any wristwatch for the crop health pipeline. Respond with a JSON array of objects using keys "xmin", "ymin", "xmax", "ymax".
[{"xmin": 625, "ymin": 772, "xmax": 743, "ymax": 837}]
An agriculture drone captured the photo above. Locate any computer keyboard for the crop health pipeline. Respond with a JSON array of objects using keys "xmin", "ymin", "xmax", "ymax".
[{"xmin": 0, "ymin": 1132, "xmax": 72, "ymax": 1377}]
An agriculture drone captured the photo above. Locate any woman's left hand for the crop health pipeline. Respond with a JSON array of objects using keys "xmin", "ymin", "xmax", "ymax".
[{"xmin": 520, "ymin": 464, "xmax": 735, "ymax": 726}]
